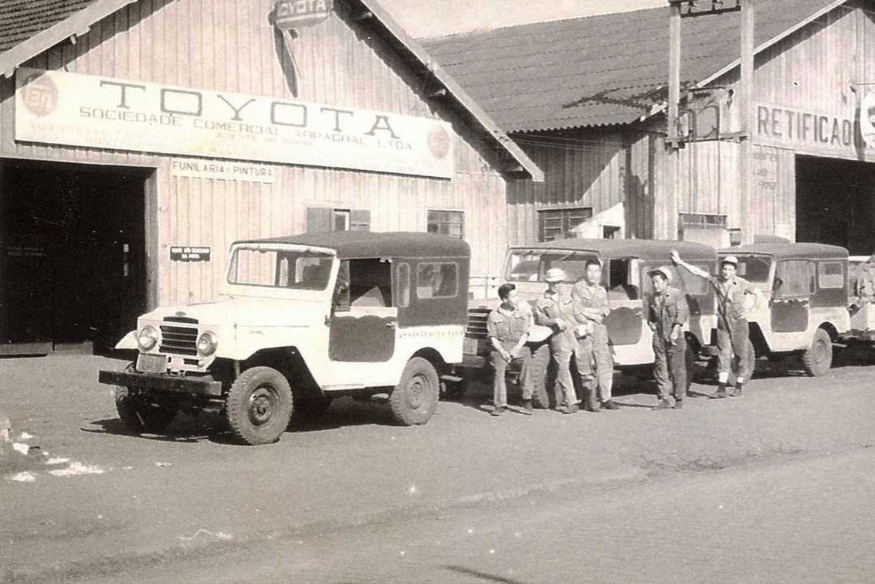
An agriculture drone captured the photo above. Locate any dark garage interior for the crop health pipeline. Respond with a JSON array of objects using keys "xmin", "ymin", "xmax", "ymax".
[{"xmin": 0, "ymin": 161, "xmax": 149, "ymax": 354}]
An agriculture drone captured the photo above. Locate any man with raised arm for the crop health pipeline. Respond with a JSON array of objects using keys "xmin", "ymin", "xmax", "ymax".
[{"xmin": 671, "ymin": 251, "xmax": 761, "ymax": 398}]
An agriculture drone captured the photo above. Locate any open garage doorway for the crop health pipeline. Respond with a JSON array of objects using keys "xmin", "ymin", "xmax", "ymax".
[
  {"xmin": 796, "ymin": 155, "xmax": 875, "ymax": 255},
  {"xmin": 0, "ymin": 160, "xmax": 152, "ymax": 355}
]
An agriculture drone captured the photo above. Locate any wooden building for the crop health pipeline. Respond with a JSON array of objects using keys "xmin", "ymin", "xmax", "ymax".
[
  {"xmin": 426, "ymin": 0, "xmax": 875, "ymax": 251},
  {"xmin": 0, "ymin": 0, "xmax": 542, "ymax": 354}
]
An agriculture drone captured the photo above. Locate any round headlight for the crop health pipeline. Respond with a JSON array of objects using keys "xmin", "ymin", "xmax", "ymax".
[
  {"xmin": 137, "ymin": 325, "xmax": 159, "ymax": 351},
  {"xmin": 197, "ymin": 331, "xmax": 218, "ymax": 356}
]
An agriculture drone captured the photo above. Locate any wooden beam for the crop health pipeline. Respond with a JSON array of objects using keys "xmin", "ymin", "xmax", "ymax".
[
  {"xmin": 668, "ymin": 1, "xmax": 682, "ymax": 145},
  {"xmin": 738, "ymin": 0, "xmax": 756, "ymax": 243}
]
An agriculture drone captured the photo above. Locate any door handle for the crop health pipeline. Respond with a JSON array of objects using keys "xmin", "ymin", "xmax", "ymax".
[{"xmin": 386, "ymin": 322, "xmax": 397, "ymax": 329}]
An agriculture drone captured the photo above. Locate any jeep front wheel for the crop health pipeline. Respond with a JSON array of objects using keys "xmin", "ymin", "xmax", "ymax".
[
  {"xmin": 226, "ymin": 366, "xmax": 293, "ymax": 445},
  {"xmin": 390, "ymin": 357, "xmax": 439, "ymax": 426}
]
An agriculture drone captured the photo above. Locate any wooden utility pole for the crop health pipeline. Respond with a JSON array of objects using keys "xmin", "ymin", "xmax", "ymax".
[
  {"xmin": 739, "ymin": 0, "xmax": 756, "ymax": 243},
  {"xmin": 667, "ymin": 2, "xmax": 682, "ymax": 144}
]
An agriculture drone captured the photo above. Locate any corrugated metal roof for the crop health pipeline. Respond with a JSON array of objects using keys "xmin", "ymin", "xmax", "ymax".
[
  {"xmin": 423, "ymin": 0, "xmax": 845, "ymax": 133},
  {"xmin": 0, "ymin": 0, "xmax": 97, "ymax": 54}
]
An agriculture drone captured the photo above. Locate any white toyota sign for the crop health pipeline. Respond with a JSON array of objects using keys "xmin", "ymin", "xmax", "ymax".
[{"xmin": 15, "ymin": 68, "xmax": 455, "ymax": 179}]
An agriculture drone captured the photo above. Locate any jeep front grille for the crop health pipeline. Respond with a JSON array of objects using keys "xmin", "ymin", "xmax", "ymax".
[{"xmin": 160, "ymin": 324, "xmax": 199, "ymax": 356}]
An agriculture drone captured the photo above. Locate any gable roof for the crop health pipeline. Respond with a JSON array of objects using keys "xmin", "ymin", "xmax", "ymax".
[
  {"xmin": 0, "ymin": 0, "xmax": 543, "ymax": 181},
  {"xmin": 423, "ymin": 0, "xmax": 847, "ymax": 133}
]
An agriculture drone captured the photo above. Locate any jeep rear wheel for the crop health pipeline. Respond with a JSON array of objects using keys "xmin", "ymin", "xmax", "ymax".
[
  {"xmin": 802, "ymin": 328, "xmax": 833, "ymax": 377},
  {"xmin": 115, "ymin": 363, "xmax": 177, "ymax": 434},
  {"xmin": 226, "ymin": 366, "xmax": 293, "ymax": 445},
  {"xmin": 389, "ymin": 357, "xmax": 439, "ymax": 426}
]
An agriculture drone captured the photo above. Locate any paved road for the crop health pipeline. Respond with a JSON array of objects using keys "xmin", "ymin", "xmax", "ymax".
[{"xmin": 2, "ymin": 351, "xmax": 875, "ymax": 583}]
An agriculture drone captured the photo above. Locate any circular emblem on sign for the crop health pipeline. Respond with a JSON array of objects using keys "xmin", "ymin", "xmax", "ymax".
[
  {"xmin": 427, "ymin": 124, "xmax": 450, "ymax": 160},
  {"xmin": 21, "ymin": 72, "xmax": 58, "ymax": 117}
]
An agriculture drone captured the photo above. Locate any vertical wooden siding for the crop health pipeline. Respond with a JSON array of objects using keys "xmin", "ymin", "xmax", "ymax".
[
  {"xmin": 507, "ymin": 130, "xmax": 625, "ymax": 246},
  {"xmin": 0, "ymin": 0, "xmax": 512, "ymax": 306}
]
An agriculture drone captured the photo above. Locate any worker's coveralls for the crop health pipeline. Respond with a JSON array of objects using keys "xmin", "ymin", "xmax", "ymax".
[
  {"xmin": 711, "ymin": 275, "xmax": 756, "ymax": 381},
  {"xmin": 486, "ymin": 303, "xmax": 533, "ymax": 409},
  {"xmin": 648, "ymin": 286, "xmax": 689, "ymax": 402},
  {"xmin": 572, "ymin": 281, "xmax": 613, "ymax": 404},
  {"xmin": 534, "ymin": 290, "xmax": 587, "ymax": 408}
]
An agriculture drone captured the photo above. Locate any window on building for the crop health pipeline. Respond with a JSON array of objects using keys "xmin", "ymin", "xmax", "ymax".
[
  {"xmin": 307, "ymin": 207, "xmax": 371, "ymax": 233},
  {"xmin": 538, "ymin": 208, "xmax": 593, "ymax": 242},
  {"xmin": 427, "ymin": 210, "xmax": 464, "ymax": 239},
  {"xmin": 416, "ymin": 262, "xmax": 459, "ymax": 299},
  {"xmin": 603, "ymin": 226, "xmax": 621, "ymax": 240}
]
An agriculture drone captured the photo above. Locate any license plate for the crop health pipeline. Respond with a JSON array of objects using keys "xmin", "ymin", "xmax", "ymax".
[
  {"xmin": 137, "ymin": 353, "xmax": 168, "ymax": 374},
  {"xmin": 463, "ymin": 337, "xmax": 479, "ymax": 355}
]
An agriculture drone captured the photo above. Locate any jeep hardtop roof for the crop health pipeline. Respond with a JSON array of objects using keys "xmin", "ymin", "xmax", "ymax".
[
  {"xmin": 510, "ymin": 239, "xmax": 715, "ymax": 262},
  {"xmin": 234, "ymin": 231, "xmax": 471, "ymax": 260},
  {"xmin": 720, "ymin": 243, "xmax": 848, "ymax": 260}
]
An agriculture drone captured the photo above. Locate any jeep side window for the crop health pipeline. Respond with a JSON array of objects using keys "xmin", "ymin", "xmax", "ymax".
[
  {"xmin": 775, "ymin": 260, "xmax": 811, "ymax": 299},
  {"xmin": 333, "ymin": 260, "xmax": 351, "ymax": 308},
  {"xmin": 397, "ymin": 263, "xmax": 410, "ymax": 308},
  {"xmin": 607, "ymin": 259, "xmax": 639, "ymax": 301},
  {"xmin": 417, "ymin": 262, "xmax": 459, "ymax": 299},
  {"xmin": 348, "ymin": 258, "xmax": 392, "ymax": 307}
]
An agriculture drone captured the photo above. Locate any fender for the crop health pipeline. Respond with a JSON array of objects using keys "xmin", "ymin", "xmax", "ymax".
[{"xmin": 115, "ymin": 330, "xmax": 138, "ymax": 350}]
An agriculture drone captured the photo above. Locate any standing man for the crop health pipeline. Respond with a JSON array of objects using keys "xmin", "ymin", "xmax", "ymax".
[
  {"xmin": 647, "ymin": 266, "xmax": 689, "ymax": 410},
  {"xmin": 486, "ymin": 283, "xmax": 534, "ymax": 417},
  {"xmin": 672, "ymin": 252, "xmax": 762, "ymax": 398},
  {"xmin": 572, "ymin": 259, "xmax": 618, "ymax": 412},
  {"xmin": 533, "ymin": 268, "xmax": 581, "ymax": 414}
]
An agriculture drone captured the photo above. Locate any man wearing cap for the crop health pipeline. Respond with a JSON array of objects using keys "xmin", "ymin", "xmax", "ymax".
[
  {"xmin": 672, "ymin": 251, "xmax": 762, "ymax": 398},
  {"xmin": 487, "ymin": 283, "xmax": 534, "ymax": 417},
  {"xmin": 647, "ymin": 266, "xmax": 689, "ymax": 410},
  {"xmin": 572, "ymin": 259, "xmax": 618, "ymax": 412},
  {"xmin": 533, "ymin": 268, "xmax": 581, "ymax": 414}
]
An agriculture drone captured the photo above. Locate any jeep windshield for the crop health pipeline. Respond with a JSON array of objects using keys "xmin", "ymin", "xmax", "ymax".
[
  {"xmin": 505, "ymin": 250, "xmax": 598, "ymax": 283},
  {"xmin": 227, "ymin": 246, "xmax": 334, "ymax": 290}
]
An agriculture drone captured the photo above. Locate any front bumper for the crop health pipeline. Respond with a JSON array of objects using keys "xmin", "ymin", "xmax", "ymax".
[{"xmin": 98, "ymin": 370, "xmax": 223, "ymax": 397}]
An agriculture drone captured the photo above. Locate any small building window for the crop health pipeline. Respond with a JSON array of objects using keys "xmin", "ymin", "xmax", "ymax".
[
  {"xmin": 307, "ymin": 207, "xmax": 371, "ymax": 233},
  {"xmin": 417, "ymin": 262, "xmax": 458, "ymax": 299},
  {"xmin": 538, "ymin": 208, "xmax": 593, "ymax": 242},
  {"xmin": 427, "ymin": 210, "xmax": 464, "ymax": 239},
  {"xmin": 819, "ymin": 261, "xmax": 843, "ymax": 290}
]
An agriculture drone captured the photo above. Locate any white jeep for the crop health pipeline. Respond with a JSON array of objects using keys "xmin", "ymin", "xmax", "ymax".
[{"xmin": 99, "ymin": 232, "xmax": 470, "ymax": 445}]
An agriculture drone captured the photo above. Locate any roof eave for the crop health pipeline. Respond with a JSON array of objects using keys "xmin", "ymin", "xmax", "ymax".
[
  {"xmin": 0, "ymin": 0, "xmax": 140, "ymax": 78},
  {"xmin": 353, "ymin": 0, "xmax": 544, "ymax": 182}
]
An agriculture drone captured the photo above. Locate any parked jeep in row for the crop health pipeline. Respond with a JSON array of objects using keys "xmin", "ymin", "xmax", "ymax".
[{"xmin": 99, "ymin": 232, "xmax": 471, "ymax": 445}]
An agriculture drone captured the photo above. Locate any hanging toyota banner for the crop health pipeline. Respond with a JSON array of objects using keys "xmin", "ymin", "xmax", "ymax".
[
  {"xmin": 15, "ymin": 68, "xmax": 455, "ymax": 180},
  {"xmin": 274, "ymin": 0, "xmax": 333, "ymax": 29},
  {"xmin": 861, "ymin": 93, "xmax": 875, "ymax": 149}
]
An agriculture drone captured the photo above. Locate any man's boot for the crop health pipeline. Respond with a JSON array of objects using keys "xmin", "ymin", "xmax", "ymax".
[
  {"xmin": 730, "ymin": 383, "xmax": 744, "ymax": 398},
  {"xmin": 673, "ymin": 399, "xmax": 683, "ymax": 410},
  {"xmin": 521, "ymin": 400, "xmax": 533, "ymax": 415},
  {"xmin": 490, "ymin": 405, "xmax": 506, "ymax": 417},
  {"xmin": 653, "ymin": 399, "xmax": 672, "ymax": 410},
  {"xmin": 585, "ymin": 385, "xmax": 600, "ymax": 413},
  {"xmin": 712, "ymin": 383, "xmax": 728, "ymax": 399}
]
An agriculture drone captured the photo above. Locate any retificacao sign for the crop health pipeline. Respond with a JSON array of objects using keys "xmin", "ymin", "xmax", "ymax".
[{"xmin": 14, "ymin": 68, "xmax": 455, "ymax": 180}]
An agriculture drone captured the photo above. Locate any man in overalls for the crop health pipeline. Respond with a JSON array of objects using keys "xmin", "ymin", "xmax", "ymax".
[
  {"xmin": 672, "ymin": 252, "xmax": 762, "ymax": 398},
  {"xmin": 533, "ymin": 268, "xmax": 584, "ymax": 414},
  {"xmin": 486, "ymin": 283, "xmax": 533, "ymax": 417},
  {"xmin": 572, "ymin": 259, "xmax": 618, "ymax": 412},
  {"xmin": 647, "ymin": 266, "xmax": 689, "ymax": 410}
]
